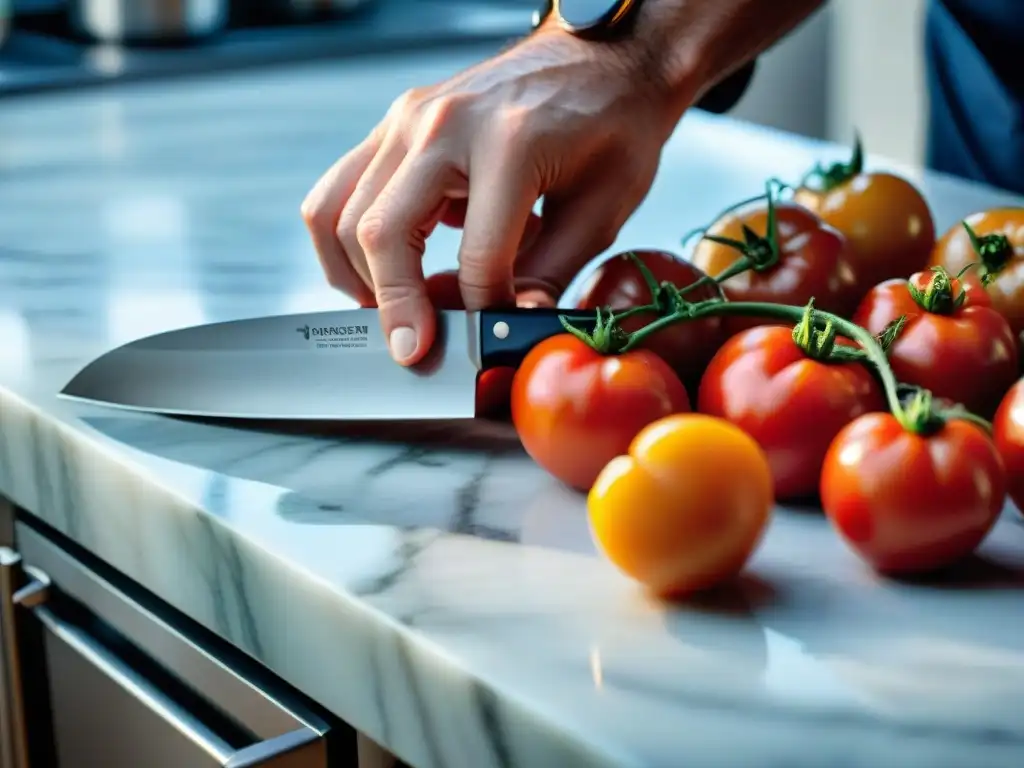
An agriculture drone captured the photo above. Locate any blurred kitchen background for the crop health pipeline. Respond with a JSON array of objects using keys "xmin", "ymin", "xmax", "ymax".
[{"xmin": 0, "ymin": 0, "xmax": 927, "ymax": 165}]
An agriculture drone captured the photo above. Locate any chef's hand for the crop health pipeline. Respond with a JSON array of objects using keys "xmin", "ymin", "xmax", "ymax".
[
  {"xmin": 301, "ymin": 27, "xmax": 678, "ymax": 365},
  {"xmin": 302, "ymin": 0, "xmax": 825, "ymax": 365}
]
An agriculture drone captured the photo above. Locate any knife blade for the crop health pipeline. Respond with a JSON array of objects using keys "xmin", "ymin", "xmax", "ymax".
[{"xmin": 59, "ymin": 308, "xmax": 597, "ymax": 421}]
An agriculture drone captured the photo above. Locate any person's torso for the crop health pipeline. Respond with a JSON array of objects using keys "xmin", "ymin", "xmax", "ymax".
[{"xmin": 926, "ymin": 0, "xmax": 1024, "ymax": 191}]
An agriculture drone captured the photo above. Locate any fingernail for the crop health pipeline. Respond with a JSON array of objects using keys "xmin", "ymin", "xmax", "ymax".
[{"xmin": 389, "ymin": 326, "xmax": 418, "ymax": 362}]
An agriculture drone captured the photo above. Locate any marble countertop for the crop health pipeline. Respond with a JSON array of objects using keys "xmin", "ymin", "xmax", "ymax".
[{"xmin": 1, "ymin": 46, "xmax": 1024, "ymax": 768}]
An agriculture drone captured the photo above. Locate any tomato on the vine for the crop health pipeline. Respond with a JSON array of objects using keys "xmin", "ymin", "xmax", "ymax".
[
  {"xmin": 994, "ymin": 377, "xmax": 1024, "ymax": 513},
  {"xmin": 571, "ymin": 249, "xmax": 726, "ymax": 395},
  {"xmin": 852, "ymin": 267, "xmax": 1018, "ymax": 417},
  {"xmin": 588, "ymin": 413, "xmax": 773, "ymax": 598},
  {"xmin": 511, "ymin": 334, "xmax": 690, "ymax": 491},
  {"xmin": 698, "ymin": 325, "xmax": 885, "ymax": 500},
  {"xmin": 820, "ymin": 411, "xmax": 1005, "ymax": 574},
  {"xmin": 794, "ymin": 139, "xmax": 935, "ymax": 291},
  {"xmin": 929, "ymin": 209, "xmax": 1024, "ymax": 350},
  {"xmin": 690, "ymin": 199, "xmax": 859, "ymax": 332}
]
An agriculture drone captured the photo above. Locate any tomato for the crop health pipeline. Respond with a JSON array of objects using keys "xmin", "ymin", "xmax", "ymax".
[
  {"xmin": 690, "ymin": 200, "xmax": 859, "ymax": 332},
  {"xmin": 929, "ymin": 209, "xmax": 1024, "ymax": 350},
  {"xmin": 993, "ymin": 377, "xmax": 1024, "ymax": 513},
  {"xmin": 697, "ymin": 325, "xmax": 885, "ymax": 500},
  {"xmin": 820, "ymin": 413, "xmax": 1005, "ymax": 574},
  {"xmin": 588, "ymin": 413, "xmax": 773, "ymax": 597},
  {"xmin": 794, "ymin": 145, "xmax": 935, "ymax": 291},
  {"xmin": 852, "ymin": 268, "xmax": 1018, "ymax": 417},
  {"xmin": 511, "ymin": 334, "xmax": 690, "ymax": 491},
  {"xmin": 570, "ymin": 249, "xmax": 726, "ymax": 395}
]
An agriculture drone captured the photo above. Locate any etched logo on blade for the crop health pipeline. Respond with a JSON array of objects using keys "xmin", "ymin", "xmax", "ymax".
[{"xmin": 295, "ymin": 323, "xmax": 370, "ymax": 350}]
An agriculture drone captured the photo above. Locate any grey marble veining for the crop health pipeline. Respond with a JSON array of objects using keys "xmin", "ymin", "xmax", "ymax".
[{"xmin": 1, "ymin": 46, "xmax": 1024, "ymax": 768}]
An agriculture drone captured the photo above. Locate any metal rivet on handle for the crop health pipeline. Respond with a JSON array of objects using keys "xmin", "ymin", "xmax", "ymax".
[{"xmin": 492, "ymin": 321, "xmax": 510, "ymax": 340}]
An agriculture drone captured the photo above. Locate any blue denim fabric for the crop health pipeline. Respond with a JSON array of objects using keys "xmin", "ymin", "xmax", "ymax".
[{"xmin": 925, "ymin": 0, "xmax": 1024, "ymax": 192}]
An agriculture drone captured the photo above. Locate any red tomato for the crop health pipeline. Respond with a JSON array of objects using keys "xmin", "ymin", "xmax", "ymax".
[
  {"xmin": 929, "ymin": 209, "xmax": 1024, "ymax": 350},
  {"xmin": 511, "ymin": 334, "xmax": 690, "ymax": 491},
  {"xmin": 820, "ymin": 413, "xmax": 1005, "ymax": 574},
  {"xmin": 993, "ymin": 377, "xmax": 1024, "ymax": 513},
  {"xmin": 698, "ymin": 325, "xmax": 885, "ymax": 500},
  {"xmin": 690, "ymin": 200, "xmax": 859, "ymax": 333},
  {"xmin": 570, "ymin": 249, "xmax": 726, "ymax": 395},
  {"xmin": 852, "ymin": 269, "xmax": 1018, "ymax": 417},
  {"xmin": 794, "ymin": 153, "xmax": 935, "ymax": 291}
]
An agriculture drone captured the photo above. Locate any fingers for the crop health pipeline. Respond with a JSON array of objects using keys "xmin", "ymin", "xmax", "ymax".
[
  {"xmin": 335, "ymin": 129, "xmax": 408, "ymax": 290},
  {"xmin": 301, "ymin": 133, "xmax": 381, "ymax": 306},
  {"xmin": 457, "ymin": 155, "xmax": 541, "ymax": 311},
  {"xmin": 359, "ymin": 149, "xmax": 457, "ymax": 365},
  {"xmin": 515, "ymin": 183, "xmax": 635, "ymax": 302}
]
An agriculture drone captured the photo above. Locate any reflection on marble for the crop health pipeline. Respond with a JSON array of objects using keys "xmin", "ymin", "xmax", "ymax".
[{"xmin": 1, "ymin": 46, "xmax": 1024, "ymax": 768}]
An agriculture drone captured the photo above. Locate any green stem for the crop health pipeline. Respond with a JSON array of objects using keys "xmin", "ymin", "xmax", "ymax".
[{"xmin": 623, "ymin": 299, "xmax": 905, "ymax": 422}]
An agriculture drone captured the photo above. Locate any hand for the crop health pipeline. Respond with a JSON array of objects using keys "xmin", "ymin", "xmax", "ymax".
[{"xmin": 301, "ymin": 27, "xmax": 678, "ymax": 365}]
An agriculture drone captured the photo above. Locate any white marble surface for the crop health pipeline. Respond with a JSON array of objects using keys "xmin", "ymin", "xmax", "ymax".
[{"xmin": 1, "ymin": 46, "xmax": 1024, "ymax": 768}]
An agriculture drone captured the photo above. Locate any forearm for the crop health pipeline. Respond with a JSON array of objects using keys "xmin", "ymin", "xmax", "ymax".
[{"xmin": 633, "ymin": 0, "xmax": 827, "ymax": 119}]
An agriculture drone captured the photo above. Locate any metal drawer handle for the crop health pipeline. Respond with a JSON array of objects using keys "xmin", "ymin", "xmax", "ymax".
[
  {"xmin": 1, "ymin": 548, "xmax": 323, "ymax": 768},
  {"xmin": 31, "ymin": 601, "xmax": 322, "ymax": 767}
]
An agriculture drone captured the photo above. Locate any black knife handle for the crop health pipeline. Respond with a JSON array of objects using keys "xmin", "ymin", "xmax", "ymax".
[{"xmin": 479, "ymin": 308, "xmax": 598, "ymax": 369}]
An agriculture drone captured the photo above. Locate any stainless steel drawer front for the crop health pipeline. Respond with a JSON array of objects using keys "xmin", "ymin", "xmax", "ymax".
[
  {"xmin": 14, "ymin": 523, "xmax": 318, "ymax": 741},
  {"xmin": 2, "ymin": 527, "xmax": 330, "ymax": 768}
]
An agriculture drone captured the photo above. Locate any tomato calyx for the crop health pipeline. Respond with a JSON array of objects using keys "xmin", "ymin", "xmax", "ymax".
[
  {"xmin": 560, "ymin": 307, "xmax": 630, "ymax": 355},
  {"xmin": 963, "ymin": 221, "xmax": 1013, "ymax": 283},
  {"xmin": 906, "ymin": 266, "xmax": 968, "ymax": 315},
  {"xmin": 698, "ymin": 180, "xmax": 783, "ymax": 278},
  {"xmin": 791, "ymin": 299, "xmax": 864, "ymax": 363},
  {"xmin": 874, "ymin": 316, "xmax": 908, "ymax": 352},
  {"xmin": 800, "ymin": 133, "xmax": 864, "ymax": 193}
]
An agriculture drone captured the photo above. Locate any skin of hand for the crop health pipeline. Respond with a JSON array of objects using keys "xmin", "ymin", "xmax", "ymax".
[{"xmin": 302, "ymin": 0, "xmax": 825, "ymax": 365}]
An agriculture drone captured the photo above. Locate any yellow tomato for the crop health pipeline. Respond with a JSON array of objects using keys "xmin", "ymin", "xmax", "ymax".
[{"xmin": 588, "ymin": 414, "xmax": 773, "ymax": 598}]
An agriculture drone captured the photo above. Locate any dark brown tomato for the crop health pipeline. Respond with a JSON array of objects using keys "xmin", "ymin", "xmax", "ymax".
[
  {"xmin": 691, "ymin": 202, "xmax": 860, "ymax": 335},
  {"xmin": 571, "ymin": 249, "xmax": 726, "ymax": 396}
]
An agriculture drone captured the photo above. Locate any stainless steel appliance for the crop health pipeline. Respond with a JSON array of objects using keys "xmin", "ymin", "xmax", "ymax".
[
  {"xmin": 0, "ymin": 508, "xmax": 351, "ymax": 766},
  {"xmin": 69, "ymin": 0, "xmax": 230, "ymax": 43}
]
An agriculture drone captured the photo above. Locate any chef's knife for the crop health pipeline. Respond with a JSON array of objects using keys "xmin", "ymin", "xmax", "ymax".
[{"xmin": 59, "ymin": 308, "xmax": 598, "ymax": 421}]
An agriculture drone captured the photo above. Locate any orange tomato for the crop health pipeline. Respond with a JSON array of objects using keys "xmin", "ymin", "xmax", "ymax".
[
  {"xmin": 795, "ymin": 163, "xmax": 934, "ymax": 292},
  {"xmin": 929, "ymin": 208, "xmax": 1024, "ymax": 351},
  {"xmin": 588, "ymin": 414, "xmax": 773, "ymax": 598}
]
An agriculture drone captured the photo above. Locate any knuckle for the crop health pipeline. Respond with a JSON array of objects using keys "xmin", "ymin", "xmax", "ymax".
[
  {"xmin": 389, "ymin": 88, "xmax": 422, "ymax": 120},
  {"xmin": 492, "ymin": 105, "xmax": 534, "ymax": 144},
  {"xmin": 300, "ymin": 192, "xmax": 331, "ymax": 230},
  {"xmin": 335, "ymin": 206, "xmax": 360, "ymax": 249},
  {"xmin": 355, "ymin": 211, "xmax": 389, "ymax": 253},
  {"xmin": 413, "ymin": 95, "xmax": 464, "ymax": 147}
]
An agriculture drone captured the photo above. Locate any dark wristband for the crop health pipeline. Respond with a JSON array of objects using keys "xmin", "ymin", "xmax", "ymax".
[{"xmin": 694, "ymin": 59, "xmax": 758, "ymax": 114}]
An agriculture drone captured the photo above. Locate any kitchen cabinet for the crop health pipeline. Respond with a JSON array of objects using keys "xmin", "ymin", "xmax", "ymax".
[{"xmin": 0, "ymin": 503, "xmax": 357, "ymax": 767}]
